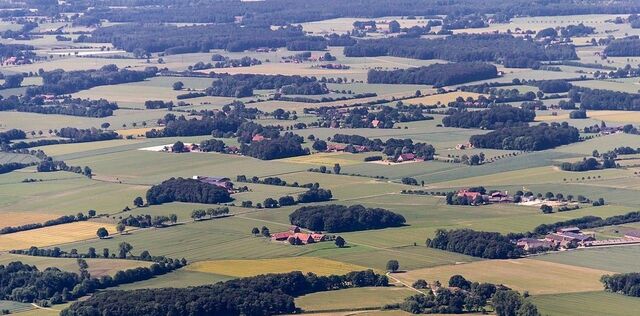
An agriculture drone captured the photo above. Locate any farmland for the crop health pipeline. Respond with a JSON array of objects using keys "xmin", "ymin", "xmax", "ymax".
[{"xmin": 2, "ymin": 1, "xmax": 640, "ymax": 315}]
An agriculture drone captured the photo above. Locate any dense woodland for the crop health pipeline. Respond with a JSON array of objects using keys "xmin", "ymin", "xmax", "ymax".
[
  {"xmin": 604, "ymin": 38, "xmax": 640, "ymax": 57},
  {"xmin": 367, "ymin": 62, "xmax": 498, "ymax": 87},
  {"xmin": 0, "ymin": 96, "xmax": 118, "ymax": 118},
  {"xmin": 560, "ymin": 157, "xmax": 616, "ymax": 172},
  {"xmin": 469, "ymin": 123, "xmax": 580, "ymax": 151},
  {"xmin": 26, "ymin": 65, "xmax": 156, "ymax": 96},
  {"xmin": 289, "ymin": 204, "xmax": 406, "ymax": 233},
  {"xmin": 442, "ymin": 106, "xmax": 535, "ymax": 129},
  {"xmin": 344, "ymin": 34, "xmax": 577, "ymax": 68},
  {"xmin": 146, "ymin": 178, "xmax": 232, "ymax": 205},
  {"xmin": 427, "ymin": 228, "xmax": 524, "ymax": 259},
  {"xmin": 62, "ymin": 270, "xmax": 388, "ymax": 316},
  {"xmin": 79, "ymin": 23, "xmax": 322, "ymax": 55},
  {"xmin": 0, "ymin": 43, "xmax": 34, "ymax": 59},
  {"xmin": 206, "ymin": 73, "xmax": 319, "ymax": 98},
  {"xmin": 240, "ymin": 133, "xmax": 309, "ymax": 160}
]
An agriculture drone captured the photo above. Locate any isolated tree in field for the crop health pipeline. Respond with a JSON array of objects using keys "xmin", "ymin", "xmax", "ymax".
[
  {"xmin": 412, "ymin": 279, "xmax": 428, "ymax": 289},
  {"xmin": 118, "ymin": 242, "xmax": 133, "ymax": 259},
  {"xmin": 96, "ymin": 227, "xmax": 109, "ymax": 239},
  {"xmin": 333, "ymin": 163, "xmax": 341, "ymax": 175},
  {"xmin": 101, "ymin": 122, "xmax": 110, "ymax": 129},
  {"xmin": 83, "ymin": 166, "xmax": 92, "ymax": 178},
  {"xmin": 87, "ymin": 209, "xmax": 96, "ymax": 217},
  {"xmin": 386, "ymin": 259, "xmax": 399, "ymax": 273},
  {"xmin": 102, "ymin": 248, "xmax": 109, "ymax": 258},
  {"xmin": 133, "ymin": 197, "xmax": 144, "ymax": 207},
  {"xmin": 116, "ymin": 223, "xmax": 126, "ymax": 235},
  {"xmin": 173, "ymin": 81, "xmax": 184, "ymax": 90},
  {"xmin": 335, "ymin": 236, "xmax": 346, "ymax": 248},
  {"xmin": 312, "ymin": 140, "xmax": 327, "ymax": 151},
  {"xmin": 251, "ymin": 227, "xmax": 260, "ymax": 236},
  {"xmin": 87, "ymin": 247, "xmax": 97, "ymax": 258},
  {"xmin": 169, "ymin": 213, "xmax": 178, "ymax": 224},
  {"xmin": 540, "ymin": 205, "xmax": 553, "ymax": 214},
  {"xmin": 261, "ymin": 226, "xmax": 270, "ymax": 237},
  {"xmin": 172, "ymin": 141, "xmax": 185, "ymax": 153}
]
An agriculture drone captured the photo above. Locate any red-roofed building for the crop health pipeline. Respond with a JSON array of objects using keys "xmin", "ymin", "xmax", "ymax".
[
  {"xmin": 252, "ymin": 134, "xmax": 266, "ymax": 142},
  {"xmin": 397, "ymin": 153, "xmax": 416, "ymax": 162},
  {"xmin": 457, "ymin": 189, "xmax": 482, "ymax": 201}
]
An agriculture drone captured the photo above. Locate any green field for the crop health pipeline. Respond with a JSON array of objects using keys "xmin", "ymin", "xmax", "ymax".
[
  {"xmin": 295, "ymin": 287, "xmax": 415, "ymax": 312},
  {"xmin": 533, "ymin": 291, "xmax": 640, "ymax": 316},
  {"xmin": 534, "ymin": 245, "xmax": 640, "ymax": 273}
]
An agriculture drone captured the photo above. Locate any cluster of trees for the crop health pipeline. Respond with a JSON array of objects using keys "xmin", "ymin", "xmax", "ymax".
[
  {"xmin": 145, "ymin": 177, "xmax": 232, "ymax": 205},
  {"xmin": 0, "ymin": 129, "xmax": 26, "ymax": 143},
  {"xmin": 210, "ymin": 54, "xmax": 262, "ymax": 68},
  {"xmin": 62, "ymin": 269, "xmax": 387, "ymax": 316},
  {"xmin": 399, "ymin": 275, "xmax": 539, "ymax": 316},
  {"xmin": 316, "ymin": 104, "xmax": 433, "ymax": 129},
  {"xmin": 569, "ymin": 109, "xmax": 587, "ymax": 119},
  {"xmin": 240, "ymin": 133, "xmax": 309, "ymax": 160},
  {"xmin": 79, "ymin": 23, "xmax": 320, "ymax": 55},
  {"xmin": 26, "ymin": 65, "xmax": 157, "ymax": 96},
  {"xmin": 469, "ymin": 122, "xmax": 580, "ymax": 151},
  {"xmin": 427, "ymin": 228, "xmax": 524, "ymax": 259},
  {"xmin": 289, "ymin": 204, "xmax": 406, "ymax": 233},
  {"xmin": 0, "ymin": 43, "xmax": 34, "ymax": 60},
  {"xmin": 1, "ymin": 212, "xmax": 90, "ymax": 235},
  {"xmin": 560, "ymin": 157, "xmax": 616, "ymax": 172},
  {"xmin": 0, "ymin": 162, "xmax": 29, "ymax": 174},
  {"xmin": 190, "ymin": 207, "xmax": 229, "ymax": 221},
  {"xmin": 206, "ymin": 73, "xmax": 320, "ymax": 98},
  {"xmin": 442, "ymin": 106, "xmax": 535, "ymax": 129},
  {"xmin": 569, "ymin": 87, "xmax": 640, "ymax": 111},
  {"xmin": 531, "ymin": 79, "xmax": 573, "ymax": 93},
  {"xmin": 119, "ymin": 213, "xmax": 178, "ymax": 228},
  {"xmin": 601, "ymin": 273, "xmax": 640, "ymax": 297},
  {"xmin": 279, "ymin": 82, "xmax": 328, "ymax": 95},
  {"xmin": 56, "ymin": 127, "xmax": 119, "ymax": 143},
  {"xmin": 344, "ymin": 34, "xmax": 577, "ymax": 68},
  {"xmin": 330, "ymin": 134, "xmax": 436, "ymax": 160},
  {"xmin": 0, "ymin": 97, "xmax": 119, "ymax": 118},
  {"xmin": 604, "ymin": 38, "xmax": 640, "ymax": 56},
  {"xmin": 144, "ymin": 100, "xmax": 174, "ymax": 110},
  {"xmin": 367, "ymin": 63, "xmax": 498, "ymax": 87},
  {"xmin": 37, "ymin": 158, "xmax": 93, "ymax": 178}
]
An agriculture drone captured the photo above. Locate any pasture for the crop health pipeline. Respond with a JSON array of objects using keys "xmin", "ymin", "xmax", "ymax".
[
  {"xmin": 532, "ymin": 291, "xmax": 640, "ymax": 316},
  {"xmin": 394, "ymin": 259, "xmax": 610, "ymax": 295},
  {"xmin": 534, "ymin": 245, "xmax": 640, "ymax": 273},
  {"xmin": 186, "ymin": 257, "xmax": 372, "ymax": 277}
]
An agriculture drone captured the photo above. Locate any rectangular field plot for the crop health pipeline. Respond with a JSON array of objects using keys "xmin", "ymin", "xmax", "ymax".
[
  {"xmin": 532, "ymin": 291, "xmax": 640, "ymax": 316},
  {"xmin": 0, "ymin": 222, "xmax": 118, "ymax": 251},
  {"xmin": 395, "ymin": 259, "xmax": 610, "ymax": 295},
  {"xmin": 534, "ymin": 245, "xmax": 640, "ymax": 273},
  {"xmin": 186, "ymin": 257, "xmax": 371, "ymax": 277},
  {"xmin": 295, "ymin": 287, "xmax": 414, "ymax": 313}
]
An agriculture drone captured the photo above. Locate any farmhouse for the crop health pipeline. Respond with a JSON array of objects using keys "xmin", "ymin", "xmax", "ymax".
[
  {"xmin": 396, "ymin": 153, "xmax": 416, "ymax": 162},
  {"xmin": 457, "ymin": 189, "xmax": 482, "ymax": 201},
  {"xmin": 488, "ymin": 191, "xmax": 513, "ymax": 203},
  {"xmin": 193, "ymin": 176, "xmax": 234, "ymax": 192},
  {"xmin": 270, "ymin": 226, "xmax": 326, "ymax": 245},
  {"xmin": 516, "ymin": 238, "xmax": 554, "ymax": 251},
  {"xmin": 544, "ymin": 228, "xmax": 595, "ymax": 248}
]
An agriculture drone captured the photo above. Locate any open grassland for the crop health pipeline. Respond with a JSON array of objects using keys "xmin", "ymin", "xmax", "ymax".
[
  {"xmin": 534, "ymin": 245, "xmax": 640, "ymax": 273},
  {"xmin": 186, "ymin": 257, "xmax": 372, "ymax": 277},
  {"xmin": 573, "ymin": 79, "xmax": 640, "ymax": 94},
  {"xmin": 395, "ymin": 259, "xmax": 610, "ymax": 295},
  {"xmin": 115, "ymin": 269, "xmax": 234, "ymax": 290},
  {"xmin": 532, "ymin": 291, "xmax": 640, "ymax": 316},
  {"xmin": 0, "ymin": 222, "xmax": 118, "ymax": 251},
  {"xmin": 295, "ymin": 287, "xmax": 414, "ymax": 312},
  {"xmin": 0, "ymin": 300, "xmax": 32, "ymax": 314},
  {"xmin": 405, "ymin": 91, "xmax": 485, "ymax": 106},
  {"xmin": 0, "ymin": 253, "xmax": 151, "ymax": 277}
]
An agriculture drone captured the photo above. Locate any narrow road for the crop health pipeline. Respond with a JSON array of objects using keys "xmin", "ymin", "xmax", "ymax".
[{"xmin": 386, "ymin": 272, "xmax": 423, "ymax": 294}]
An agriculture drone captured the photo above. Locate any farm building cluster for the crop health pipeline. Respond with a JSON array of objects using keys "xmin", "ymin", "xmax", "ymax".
[
  {"xmin": 517, "ymin": 227, "xmax": 640, "ymax": 252},
  {"xmin": 270, "ymin": 226, "xmax": 332, "ymax": 246}
]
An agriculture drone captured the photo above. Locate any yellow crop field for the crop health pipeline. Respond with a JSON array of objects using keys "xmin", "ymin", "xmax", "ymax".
[
  {"xmin": 280, "ymin": 152, "xmax": 365, "ymax": 166},
  {"xmin": 116, "ymin": 127, "xmax": 159, "ymax": 138},
  {"xmin": 395, "ymin": 259, "xmax": 610, "ymax": 295},
  {"xmin": 186, "ymin": 257, "xmax": 372, "ymax": 277},
  {"xmin": 0, "ymin": 222, "xmax": 119, "ymax": 251},
  {"xmin": 406, "ymin": 91, "xmax": 485, "ymax": 105},
  {"xmin": 0, "ymin": 212, "xmax": 59, "ymax": 228}
]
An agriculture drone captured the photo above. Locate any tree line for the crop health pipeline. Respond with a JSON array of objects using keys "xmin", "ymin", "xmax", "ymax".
[
  {"xmin": 289, "ymin": 204, "xmax": 406, "ymax": 233},
  {"xmin": 61, "ymin": 269, "xmax": 388, "ymax": 316},
  {"xmin": 469, "ymin": 122, "xmax": 580, "ymax": 151},
  {"xmin": 0, "ymin": 212, "xmax": 91, "ymax": 235},
  {"xmin": 569, "ymin": 87, "xmax": 640, "ymax": 111},
  {"xmin": 0, "ymin": 96, "xmax": 118, "ymax": 118},
  {"xmin": 206, "ymin": 73, "xmax": 320, "ymax": 98},
  {"xmin": 601, "ymin": 273, "xmax": 640, "ymax": 297},
  {"xmin": 367, "ymin": 62, "xmax": 498, "ymax": 87},
  {"xmin": 442, "ymin": 106, "xmax": 535, "ymax": 129},
  {"xmin": 604, "ymin": 38, "xmax": 640, "ymax": 57}
]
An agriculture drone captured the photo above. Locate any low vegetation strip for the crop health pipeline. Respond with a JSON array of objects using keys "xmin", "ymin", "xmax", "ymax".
[{"xmin": 186, "ymin": 257, "xmax": 372, "ymax": 277}]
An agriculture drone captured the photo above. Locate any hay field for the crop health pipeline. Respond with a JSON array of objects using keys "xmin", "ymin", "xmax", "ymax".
[
  {"xmin": 405, "ymin": 91, "xmax": 485, "ymax": 105},
  {"xmin": 186, "ymin": 257, "xmax": 372, "ymax": 277},
  {"xmin": 280, "ymin": 152, "xmax": 369, "ymax": 166},
  {"xmin": 394, "ymin": 259, "xmax": 610, "ymax": 295},
  {"xmin": 116, "ymin": 127, "xmax": 158, "ymax": 138},
  {"xmin": 295, "ymin": 287, "xmax": 414, "ymax": 312},
  {"xmin": 0, "ymin": 222, "xmax": 119, "ymax": 251}
]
